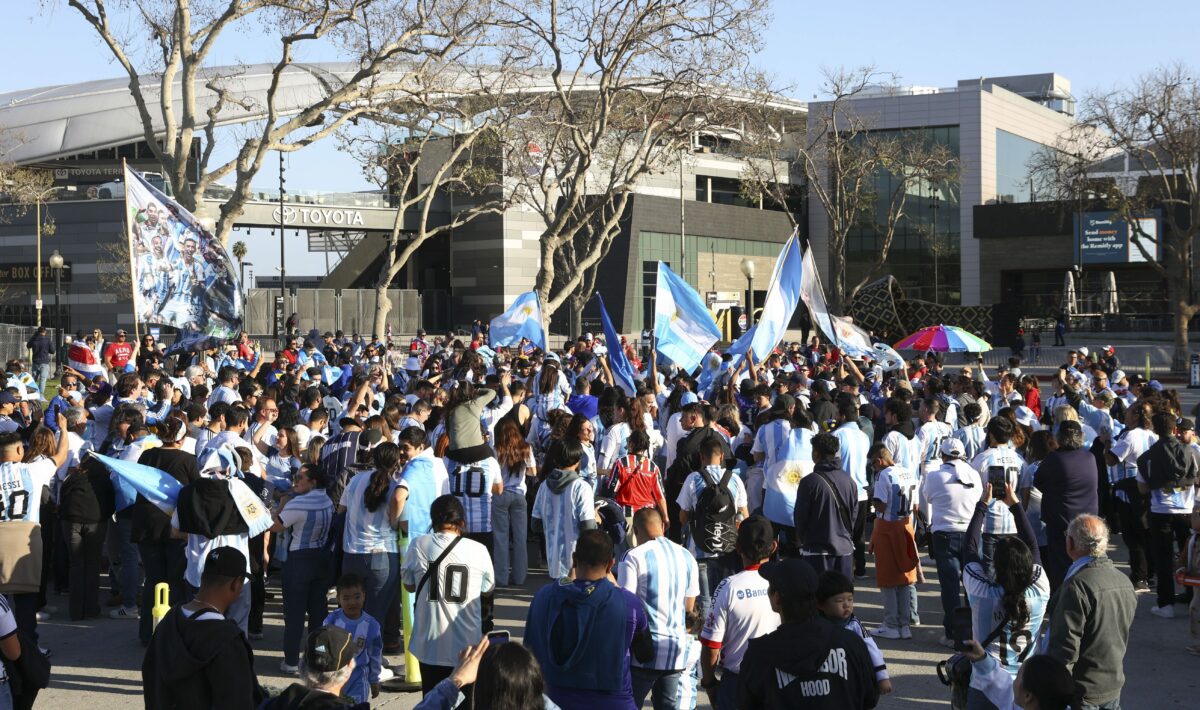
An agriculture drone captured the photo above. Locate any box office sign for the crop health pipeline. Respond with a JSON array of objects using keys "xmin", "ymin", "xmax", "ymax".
[{"xmin": 0, "ymin": 263, "xmax": 72, "ymax": 284}]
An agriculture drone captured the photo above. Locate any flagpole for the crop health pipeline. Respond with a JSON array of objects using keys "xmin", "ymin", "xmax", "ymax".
[{"xmin": 123, "ymin": 159, "xmax": 142, "ymax": 343}]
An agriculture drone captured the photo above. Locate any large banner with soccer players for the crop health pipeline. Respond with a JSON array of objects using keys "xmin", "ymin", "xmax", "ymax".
[{"xmin": 125, "ymin": 165, "xmax": 243, "ymax": 338}]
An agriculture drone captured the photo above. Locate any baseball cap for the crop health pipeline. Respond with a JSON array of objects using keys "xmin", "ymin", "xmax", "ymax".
[
  {"xmin": 1104, "ymin": 345, "xmax": 1115, "ymax": 353},
  {"xmin": 680, "ymin": 391, "xmax": 699, "ymax": 406},
  {"xmin": 0, "ymin": 391, "xmax": 18, "ymax": 405},
  {"xmin": 305, "ymin": 625, "xmax": 355, "ymax": 673},
  {"xmin": 1095, "ymin": 390, "xmax": 1116, "ymax": 405},
  {"xmin": 1111, "ymin": 369, "xmax": 1127, "ymax": 383},
  {"xmin": 940, "ymin": 438, "xmax": 966, "ymax": 459},
  {"xmin": 1179, "ymin": 417, "xmax": 1196, "ymax": 433},
  {"xmin": 1013, "ymin": 405, "xmax": 1039, "ymax": 429},
  {"xmin": 770, "ymin": 394, "xmax": 796, "ymax": 413},
  {"xmin": 201, "ymin": 546, "xmax": 248, "ymax": 581},
  {"xmin": 736, "ymin": 514, "xmax": 775, "ymax": 557},
  {"xmin": 116, "ymin": 328, "xmax": 127, "ymax": 336},
  {"xmin": 583, "ymin": 332, "xmax": 594, "ymax": 341},
  {"xmin": 1078, "ymin": 346, "xmax": 1089, "ymax": 357},
  {"xmin": 1148, "ymin": 380, "xmax": 1164, "ymax": 392},
  {"xmin": 758, "ymin": 557, "xmax": 819, "ymax": 600}
]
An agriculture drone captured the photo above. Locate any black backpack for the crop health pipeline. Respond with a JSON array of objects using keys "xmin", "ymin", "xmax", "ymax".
[{"xmin": 690, "ymin": 468, "xmax": 738, "ymax": 555}]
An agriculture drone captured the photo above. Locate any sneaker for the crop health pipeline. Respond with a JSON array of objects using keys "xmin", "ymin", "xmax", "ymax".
[
  {"xmin": 109, "ymin": 606, "xmax": 139, "ymax": 620},
  {"xmin": 35, "ymin": 611, "xmax": 50, "ymax": 622},
  {"xmin": 1149, "ymin": 604, "xmax": 1176, "ymax": 619},
  {"xmin": 39, "ymin": 647, "xmax": 52, "ymax": 659},
  {"xmin": 377, "ymin": 667, "xmax": 395, "ymax": 683},
  {"xmin": 280, "ymin": 661, "xmax": 300, "ymax": 675},
  {"xmin": 870, "ymin": 625, "xmax": 902, "ymax": 640},
  {"xmin": 900, "ymin": 626, "xmax": 913, "ymax": 639},
  {"xmin": 248, "ymin": 631, "xmax": 264, "ymax": 640},
  {"xmin": 938, "ymin": 636, "xmax": 956, "ymax": 649},
  {"xmin": 1133, "ymin": 581, "xmax": 1151, "ymax": 593}
]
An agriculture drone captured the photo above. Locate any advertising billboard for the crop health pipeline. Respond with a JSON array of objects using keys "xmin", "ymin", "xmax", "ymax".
[{"xmin": 1074, "ymin": 210, "xmax": 1161, "ymax": 264}]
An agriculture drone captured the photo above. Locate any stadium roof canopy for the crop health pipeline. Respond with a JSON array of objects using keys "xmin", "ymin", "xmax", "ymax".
[{"xmin": 0, "ymin": 62, "xmax": 807, "ymax": 166}]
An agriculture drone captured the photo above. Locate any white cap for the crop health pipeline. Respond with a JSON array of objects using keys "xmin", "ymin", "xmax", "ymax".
[
  {"xmin": 1111, "ymin": 369, "xmax": 1127, "ymax": 383},
  {"xmin": 1014, "ymin": 405, "xmax": 1040, "ymax": 430},
  {"xmin": 1078, "ymin": 346, "xmax": 1089, "ymax": 357},
  {"xmin": 583, "ymin": 332, "xmax": 594, "ymax": 341},
  {"xmin": 940, "ymin": 439, "xmax": 966, "ymax": 459}
]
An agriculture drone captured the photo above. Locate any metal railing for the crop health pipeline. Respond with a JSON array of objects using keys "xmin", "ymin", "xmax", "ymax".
[{"xmin": 0, "ymin": 324, "xmax": 56, "ymax": 365}]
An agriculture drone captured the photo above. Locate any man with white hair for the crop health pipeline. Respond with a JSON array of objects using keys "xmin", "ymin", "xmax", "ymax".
[{"xmin": 1041, "ymin": 514, "xmax": 1135, "ymax": 710}]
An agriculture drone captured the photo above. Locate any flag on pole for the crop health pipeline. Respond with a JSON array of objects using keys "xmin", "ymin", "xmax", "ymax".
[
  {"xmin": 595, "ymin": 293, "xmax": 637, "ymax": 397},
  {"xmin": 799, "ymin": 246, "xmax": 874, "ymax": 357},
  {"xmin": 92, "ymin": 452, "xmax": 182, "ymax": 516},
  {"xmin": 490, "ymin": 291, "xmax": 547, "ymax": 352},
  {"xmin": 67, "ymin": 341, "xmax": 107, "ymax": 379},
  {"xmin": 654, "ymin": 262, "xmax": 721, "ymax": 373},
  {"xmin": 749, "ymin": 232, "xmax": 803, "ymax": 360}
]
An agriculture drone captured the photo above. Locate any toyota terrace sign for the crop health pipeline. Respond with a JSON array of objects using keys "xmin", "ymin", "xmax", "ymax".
[{"xmin": 271, "ymin": 205, "xmax": 366, "ymax": 227}]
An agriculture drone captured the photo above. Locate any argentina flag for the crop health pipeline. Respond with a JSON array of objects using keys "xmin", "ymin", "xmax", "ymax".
[
  {"xmin": 92, "ymin": 452, "xmax": 182, "ymax": 516},
  {"xmin": 490, "ymin": 291, "xmax": 547, "ymax": 352},
  {"xmin": 749, "ymin": 231, "xmax": 803, "ymax": 360},
  {"xmin": 654, "ymin": 262, "xmax": 721, "ymax": 373},
  {"xmin": 595, "ymin": 292, "xmax": 638, "ymax": 397},
  {"xmin": 799, "ymin": 245, "xmax": 874, "ymax": 357}
]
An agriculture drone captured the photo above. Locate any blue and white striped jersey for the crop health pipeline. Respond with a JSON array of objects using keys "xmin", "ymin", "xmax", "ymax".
[
  {"xmin": 532, "ymin": 474, "xmax": 595, "ymax": 579},
  {"xmin": 599, "ymin": 421, "xmax": 633, "ymax": 470},
  {"xmin": 278, "ymin": 489, "xmax": 333, "ymax": 551},
  {"xmin": 917, "ymin": 421, "xmax": 954, "ymax": 474},
  {"xmin": 762, "ymin": 428, "xmax": 813, "ymax": 528},
  {"xmin": 398, "ymin": 448, "xmax": 450, "ymax": 540},
  {"xmin": 677, "ymin": 468, "xmax": 748, "ymax": 559},
  {"xmin": 1018, "ymin": 461, "xmax": 1048, "ymax": 547},
  {"xmin": 872, "ymin": 465, "xmax": 919, "ymax": 521},
  {"xmin": 751, "ymin": 419, "xmax": 793, "ymax": 473},
  {"xmin": 0, "ymin": 459, "xmax": 54, "ymax": 525},
  {"xmin": 448, "ymin": 457, "xmax": 500, "ymax": 533},
  {"xmin": 616, "ymin": 536, "xmax": 700, "ymax": 671},
  {"xmin": 833, "ymin": 422, "xmax": 871, "ymax": 502},
  {"xmin": 883, "ymin": 430, "xmax": 922, "ymax": 478},
  {"xmin": 954, "ymin": 425, "xmax": 988, "ymax": 463},
  {"xmin": 1108, "ymin": 428, "xmax": 1157, "ymax": 504},
  {"xmin": 963, "ymin": 560, "xmax": 1050, "ymax": 677},
  {"xmin": 970, "ymin": 445, "xmax": 1026, "ymax": 535},
  {"xmin": 339, "ymin": 470, "xmax": 398, "ymax": 555},
  {"xmin": 323, "ymin": 608, "xmax": 382, "ymax": 704}
]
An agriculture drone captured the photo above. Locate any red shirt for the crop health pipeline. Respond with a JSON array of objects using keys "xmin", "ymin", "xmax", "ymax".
[
  {"xmin": 106, "ymin": 341, "xmax": 134, "ymax": 368},
  {"xmin": 611, "ymin": 455, "xmax": 664, "ymax": 509}
]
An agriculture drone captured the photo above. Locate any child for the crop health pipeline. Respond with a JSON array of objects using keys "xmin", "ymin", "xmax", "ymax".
[
  {"xmin": 531, "ymin": 439, "xmax": 596, "ymax": 579},
  {"xmin": 868, "ymin": 444, "xmax": 922, "ymax": 640},
  {"xmin": 323, "ymin": 573, "xmax": 383, "ymax": 703},
  {"xmin": 1177, "ymin": 503, "xmax": 1200, "ymax": 656},
  {"xmin": 607, "ymin": 429, "xmax": 668, "ymax": 547},
  {"xmin": 816, "ymin": 570, "xmax": 892, "ymax": 696}
]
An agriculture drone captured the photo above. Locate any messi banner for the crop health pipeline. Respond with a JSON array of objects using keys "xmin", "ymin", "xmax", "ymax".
[{"xmin": 125, "ymin": 166, "xmax": 243, "ymax": 338}]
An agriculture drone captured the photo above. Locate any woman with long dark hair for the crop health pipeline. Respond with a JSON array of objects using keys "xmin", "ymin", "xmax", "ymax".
[
  {"xmin": 412, "ymin": 638, "xmax": 556, "ymax": 710},
  {"xmin": 492, "ymin": 418, "xmax": 535, "ymax": 586},
  {"xmin": 564, "ymin": 413, "xmax": 598, "ymax": 491},
  {"xmin": 962, "ymin": 476, "xmax": 1051, "ymax": 706},
  {"xmin": 337, "ymin": 443, "xmax": 405, "ymax": 626},
  {"xmin": 964, "ymin": 639, "xmax": 1080, "ymax": 710}
]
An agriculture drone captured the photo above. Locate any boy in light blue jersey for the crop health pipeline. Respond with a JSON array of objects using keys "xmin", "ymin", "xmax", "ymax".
[
  {"xmin": 532, "ymin": 439, "xmax": 597, "ymax": 579},
  {"xmin": 322, "ymin": 573, "xmax": 382, "ymax": 704}
]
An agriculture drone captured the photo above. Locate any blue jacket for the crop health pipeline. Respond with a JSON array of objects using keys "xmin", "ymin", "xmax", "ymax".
[{"xmin": 526, "ymin": 578, "xmax": 629, "ymax": 694}]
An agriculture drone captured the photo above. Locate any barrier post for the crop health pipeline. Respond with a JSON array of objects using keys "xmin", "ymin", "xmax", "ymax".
[
  {"xmin": 391, "ymin": 533, "xmax": 421, "ymax": 691},
  {"xmin": 152, "ymin": 582, "xmax": 170, "ymax": 630}
]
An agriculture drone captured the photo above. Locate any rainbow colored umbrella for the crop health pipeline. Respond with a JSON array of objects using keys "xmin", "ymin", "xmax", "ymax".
[{"xmin": 893, "ymin": 324, "xmax": 991, "ymax": 353}]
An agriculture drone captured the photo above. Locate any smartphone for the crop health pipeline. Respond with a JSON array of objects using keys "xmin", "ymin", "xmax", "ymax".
[
  {"xmin": 487, "ymin": 630, "xmax": 510, "ymax": 646},
  {"xmin": 987, "ymin": 466, "xmax": 1007, "ymax": 493},
  {"xmin": 952, "ymin": 607, "xmax": 973, "ymax": 652}
]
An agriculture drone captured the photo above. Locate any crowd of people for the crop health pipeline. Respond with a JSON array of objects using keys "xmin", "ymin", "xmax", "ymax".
[{"xmin": 0, "ymin": 325, "xmax": 1197, "ymax": 710}]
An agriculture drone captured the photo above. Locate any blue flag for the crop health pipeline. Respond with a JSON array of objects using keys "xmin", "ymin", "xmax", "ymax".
[
  {"xmin": 749, "ymin": 232, "xmax": 803, "ymax": 360},
  {"xmin": 490, "ymin": 291, "xmax": 547, "ymax": 352},
  {"xmin": 654, "ymin": 262, "xmax": 721, "ymax": 373},
  {"xmin": 93, "ymin": 452, "xmax": 182, "ymax": 515},
  {"xmin": 595, "ymin": 293, "xmax": 637, "ymax": 397}
]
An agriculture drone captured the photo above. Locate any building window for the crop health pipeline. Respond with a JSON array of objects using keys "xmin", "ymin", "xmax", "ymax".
[{"xmin": 996, "ymin": 129, "xmax": 1051, "ymax": 204}]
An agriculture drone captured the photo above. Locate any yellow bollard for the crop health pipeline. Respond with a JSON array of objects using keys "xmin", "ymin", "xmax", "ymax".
[
  {"xmin": 396, "ymin": 532, "xmax": 422, "ymax": 690},
  {"xmin": 152, "ymin": 582, "xmax": 170, "ymax": 630},
  {"xmin": 1145, "ymin": 352, "xmax": 1151, "ymax": 382}
]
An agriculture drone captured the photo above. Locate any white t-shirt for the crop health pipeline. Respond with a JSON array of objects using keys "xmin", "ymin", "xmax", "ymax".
[
  {"xmin": 400, "ymin": 531, "xmax": 495, "ymax": 667},
  {"xmin": 1109, "ymin": 428, "xmax": 1158, "ymax": 504},
  {"xmin": 921, "ymin": 461, "xmax": 984, "ymax": 533},
  {"xmin": 700, "ymin": 566, "xmax": 780, "ymax": 674},
  {"xmin": 207, "ymin": 385, "xmax": 242, "ymax": 408},
  {"xmin": 0, "ymin": 457, "xmax": 55, "ymax": 524},
  {"xmin": 676, "ymin": 468, "xmax": 747, "ymax": 559}
]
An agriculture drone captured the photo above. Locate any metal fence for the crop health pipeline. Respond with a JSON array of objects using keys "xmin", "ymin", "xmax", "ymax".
[
  {"xmin": 0, "ymin": 324, "xmax": 57, "ymax": 365},
  {"xmin": 243, "ymin": 288, "xmax": 421, "ymax": 338}
]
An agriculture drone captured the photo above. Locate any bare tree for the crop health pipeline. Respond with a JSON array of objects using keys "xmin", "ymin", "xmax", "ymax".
[
  {"xmin": 1034, "ymin": 64, "xmax": 1200, "ymax": 371},
  {"xmin": 498, "ymin": 0, "xmax": 768, "ymax": 325},
  {"xmin": 62, "ymin": 0, "xmax": 500, "ymax": 245},
  {"xmin": 743, "ymin": 66, "xmax": 959, "ymax": 310}
]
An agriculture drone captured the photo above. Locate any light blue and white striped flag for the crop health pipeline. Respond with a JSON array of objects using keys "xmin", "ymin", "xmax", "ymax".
[
  {"xmin": 799, "ymin": 245, "xmax": 874, "ymax": 357},
  {"xmin": 92, "ymin": 452, "xmax": 182, "ymax": 515},
  {"xmin": 490, "ymin": 291, "xmax": 547, "ymax": 352},
  {"xmin": 749, "ymin": 232, "xmax": 803, "ymax": 360},
  {"xmin": 654, "ymin": 262, "xmax": 721, "ymax": 373}
]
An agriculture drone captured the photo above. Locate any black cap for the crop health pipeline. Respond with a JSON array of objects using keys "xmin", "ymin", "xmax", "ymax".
[
  {"xmin": 770, "ymin": 394, "xmax": 796, "ymax": 413},
  {"xmin": 736, "ymin": 514, "xmax": 775, "ymax": 558},
  {"xmin": 758, "ymin": 557, "xmax": 819, "ymax": 600},
  {"xmin": 201, "ymin": 546, "xmax": 247, "ymax": 581},
  {"xmin": 305, "ymin": 625, "xmax": 355, "ymax": 673},
  {"xmin": 0, "ymin": 391, "xmax": 18, "ymax": 405},
  {"xmin": 360, "ymin": 428, "xmax": 384, "ymax": 447},
  {"xmin": 1179, "ymin": 417, "xmax": 1196, "ymax": 432}
]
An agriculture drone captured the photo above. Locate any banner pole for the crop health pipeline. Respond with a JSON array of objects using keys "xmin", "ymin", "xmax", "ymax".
[{"xmin": 122, "ymin": 159, "xmax": 141, "ymax": 343}]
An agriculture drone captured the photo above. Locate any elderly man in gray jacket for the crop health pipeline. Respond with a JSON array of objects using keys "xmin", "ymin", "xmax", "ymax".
[{"xmin": 1041, "ymin": 514, "xmax": 1135, "ymax": 710}]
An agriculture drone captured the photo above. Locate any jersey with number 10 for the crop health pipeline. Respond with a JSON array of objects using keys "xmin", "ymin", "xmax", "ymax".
[
  {"xmin": 400, "ymin": 531, "xmax": 495, "ymax": 667},
  {"xmin": 0, "ymin": 459, "xmax": 54, "ymax": 524}
]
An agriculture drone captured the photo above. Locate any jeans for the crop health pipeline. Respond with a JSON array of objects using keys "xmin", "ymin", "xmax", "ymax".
[
  {"xmin": 715, "ymin": 670, "xmax": 738, "ymax": 710},
  {"xmin": 33, "ymin": 363, "xmax": 50, "ymax": 396},
  {"xmin": 342, "ymin": 551, "xmax": 400, "ymax": 624},
  {"xmin": 1149, "ymin": 511, "xmax": 1191, "ymax": 608},
  {"xmin": 138, "ymin": 539, "xmax": 187, "ymax": 644},
  {"xmin": 65, "ymin": 520, "xmax": 106, "ymax": 620},
  {"xmin": 492, "ymin": 490, "xmax": 528, "ymax": 585},
  {"xmin": 281, "ymin": 548, "xmax": 332, "ymax": 665},
  {"xmin": 107, "ymin": 512, "xmax": 141, "ymax": 607},
  {"xmin": 631, "ymin": 667, "xmax": 686, "ymax": 710},
  {"xmin": 882, "ymin": 584, "xmax": 915, "ymax": 628},
  {"xmin": 696, "ymin": 556, "xmax": 733, "ymax": 622},
  {"xmin": 0, "ymin": 678, "xmax": 11, "ymax": 710},
  {"xmin": 932, "ymin": 530, "xmax": 966, "ymax": 636},
  {"xmin": 1114, "ymin": 498, "xmax": 1150, "ymax": 584}
]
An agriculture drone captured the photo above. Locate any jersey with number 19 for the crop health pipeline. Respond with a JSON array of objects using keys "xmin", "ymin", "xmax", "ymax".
[
  {"xmin": 0, "ymin": 458, "xmax": 55, "ymax": 524},
  {"xmin": 400, "ymin": 530, "xmax": 495, "ymax": 667}
]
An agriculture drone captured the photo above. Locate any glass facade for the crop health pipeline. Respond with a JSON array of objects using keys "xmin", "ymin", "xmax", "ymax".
[
  {"xmin": 634, "ymin": 231, "xmax": 780, "ymax": 332},
  {"xmin": 995, "ymin": 129, "xmax": 1048, "ymax": 204},
  {"xmin": 844, "ymin": 126, "xmax": 961, "ymax": 305}
]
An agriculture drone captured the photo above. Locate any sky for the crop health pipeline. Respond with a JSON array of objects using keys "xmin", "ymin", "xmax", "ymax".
[{"xmin": 4, "ymin": 0, "xmax": 1199, "ymax": 276}]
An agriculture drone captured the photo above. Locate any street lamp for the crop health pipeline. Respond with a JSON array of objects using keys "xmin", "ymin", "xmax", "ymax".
[
  {"xmin": 740, "ymin": 258, "xmax": 756, "ymax": 329},
  {"xmin": 48, "ymin": 250, "xmax": 64, "ymax": 367},
  {"xmin": 33, "ymin": 185, "xmax": 57, "ymax": 327}
]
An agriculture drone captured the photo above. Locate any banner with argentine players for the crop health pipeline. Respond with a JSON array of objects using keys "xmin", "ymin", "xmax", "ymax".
[{"xmin": 125, "ymin": 165, "xmax": 243, "ymax": 338}]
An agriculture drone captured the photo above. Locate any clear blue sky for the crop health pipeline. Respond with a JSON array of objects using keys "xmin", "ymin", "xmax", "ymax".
[{"xmin": 4, "ymin": 1, "xmax": 1198, "ymax": 274}]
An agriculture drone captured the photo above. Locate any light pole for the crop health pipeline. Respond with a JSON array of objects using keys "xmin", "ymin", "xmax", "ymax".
[
  {"xmin": 929, "ymin": 191, "xmax": 940, "ymax": 305},
  {"xmin": 278, "ymin": 152, "xmax": 287, "ymax": 337},
  {"xmin": 740, "ymin": 258, "xmax": 756, "ymax": 330},
  {"xmin": 48, "ymin": 250, "xmax": 64, "ymax": 367},
  {"xmin": 33, "ymin": 185, "xmax": 56, "ymax": 327}
]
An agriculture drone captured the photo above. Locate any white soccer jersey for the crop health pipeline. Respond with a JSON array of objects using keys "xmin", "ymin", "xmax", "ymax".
[
  {"xmin": 617, "ymin": 536, "xmax": 700, "ymax": 671},
  {"xmin": 401, "ymin": 531, "xmax": 495, "ymax": 667},
  {"xmin": 0, "ymin": 458, "xmax": 54, "ymax": 525},
  {"xmin": 873, "ymin": 465, "xmax": 919, "ymax": 521},
  {"xmin": 700, "ymin": 566, "xmax": 780, "ymax": 674},
  {"xmin": 970, "ymin": 445, "xmax": 1026, "ymax": 535}
]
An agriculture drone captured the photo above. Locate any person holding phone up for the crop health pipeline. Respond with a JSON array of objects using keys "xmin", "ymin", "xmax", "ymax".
[{"xmin": 969, "ymin": 417, "xmax": 1027, "ymax": 576}]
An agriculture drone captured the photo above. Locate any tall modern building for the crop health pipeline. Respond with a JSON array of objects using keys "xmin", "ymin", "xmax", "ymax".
[{"xmin": 805, "ymin": 73, "xmax": 1078, "ymax": 307}]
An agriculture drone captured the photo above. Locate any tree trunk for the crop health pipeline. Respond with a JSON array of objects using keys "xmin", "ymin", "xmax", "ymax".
[
  {"xmin": 829, "ymin": 246, "xmax": 846, "ymax": 313},
  {"xmin": 373, "ymin": 282, "xmax": 392, "ymax": 340}
]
